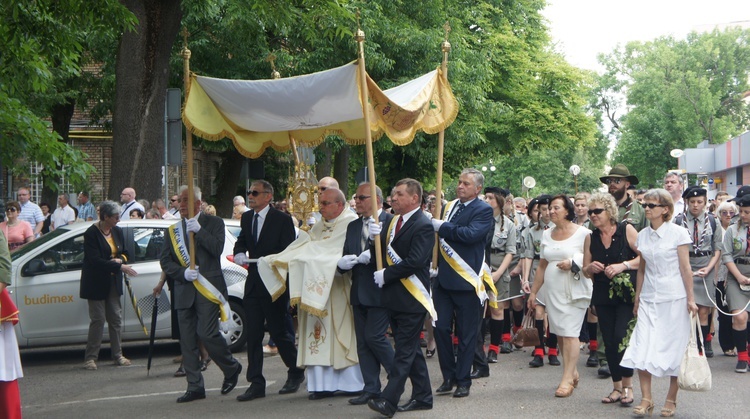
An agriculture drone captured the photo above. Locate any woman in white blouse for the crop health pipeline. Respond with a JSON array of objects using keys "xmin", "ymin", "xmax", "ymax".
[{"xmin": 621, "ymin": 189, "xmax": 698, "ymax": 417}]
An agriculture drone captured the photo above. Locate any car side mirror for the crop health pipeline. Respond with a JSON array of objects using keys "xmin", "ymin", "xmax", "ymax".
[{"xmin": 23, "ymin": 259, "xmax": 47, "ymax": 276}]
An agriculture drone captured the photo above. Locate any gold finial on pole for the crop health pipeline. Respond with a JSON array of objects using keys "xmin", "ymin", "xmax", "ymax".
[
  {"xmin": 266, "ymin": 53, "xmax": 280, "ymax": 79},
  {"xmin": 442, "ymin": 21, "xmax": 452, "ymax": 53},
  {"xmin": 354, "ymin": 9, "xmax": 365, "ymax": 43}
]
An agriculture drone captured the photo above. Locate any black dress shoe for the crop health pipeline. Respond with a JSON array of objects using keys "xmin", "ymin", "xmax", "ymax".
[
  {"xmin": 529, "ymin": 355, "xmax": 544, "ymax": 368},
  {"xmin": 453, "ymin": 386, "xmax": 470, "ymax": 398},
  {"xmin": 367, "ymin": 398, "xmax": 396, "ymax": 418},
  {"xmin": 279, "ymin": 376, "xmax": 305, "ymax": 394},
  {"xmin": 349, "ymin": 392, "xmax": 377, "ymax": 405},
  {"xmin": 236, "ymin": 385, "xmax": 265, "ymax": 402},
  {"xmin": 308, "ymin": 391, "xmax": 335, "ymax": 400},
  {"xmin": 470, "ymin": 369, "xmax": 489, "ymax": 379},
  {"xmin": 425, "ymin": 348, "xmax": 436, "ymax": 358},
  {"xmin": 397, "ymin": 399, "xmax": 432, "ymax": 412},
  {"xmin": 176, "ymin": 390, "xmax": 206, "ymax": 403},
  {"xmin": 436, "ymin": 379, "xmax": 455, "ymax": 394},
  {"xmin": 586, "ymin": 351, "xmax": 599, "ymax": 367},
  {"xmin": 598, "ymin": 364, "xmax": 611, "ymax": 378},
  {"xmin": 548, "ymin": 355, "xmax": 561, "ymax": 366},
  {"xmin": 221, "ymin": 363, "xmax": 242, "ymax": 395},
  {"xmin": 487, "ymin": 350, "xmax": 498, "ymax": 363}
]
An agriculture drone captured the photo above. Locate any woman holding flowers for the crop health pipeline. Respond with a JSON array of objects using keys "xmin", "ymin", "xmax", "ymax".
[{"xmin": 583, "ymin": 193, "xmax": 640, "ymax": 406}]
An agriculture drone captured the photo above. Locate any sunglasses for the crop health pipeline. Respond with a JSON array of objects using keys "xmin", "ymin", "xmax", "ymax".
[
  {"xmin": 5, "ymin": 208, "xmax": 18, "ymax": 213},
  {"xmin": 641, "ymin": 203, "xmax": 666, "ymax": 209},
  {"xmin": 719, "ymin": 211, "xmax": 736, "ymax": 216},
  {"xmin": 354, "ymin": 195, "xmax": 371, "ymax": 201},
  {"xmin": 587, "ymin": 208, "xmax": 605, "ymax": 216},
  {"xmin": 603, "ymin": 178, "xmax": 623, "ymax": 185},
  {"xmin": 170, "ymin": 199, "xmax": 177, "ymax": 202},
  {"xmin": 248, "ymin": 190, "xmax": 267, "ymax": 197}
]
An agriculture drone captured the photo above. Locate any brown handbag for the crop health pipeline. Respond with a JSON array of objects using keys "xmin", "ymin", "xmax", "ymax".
[{"xmin": 511, "ymin": 310, "xmax": 540, "ymax": 348}]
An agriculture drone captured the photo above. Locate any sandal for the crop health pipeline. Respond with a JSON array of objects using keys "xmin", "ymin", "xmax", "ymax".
[
  {"xmin": 633, "ymin": 399, "xmax": 654, "ymax": 417},
  {"xmin": 620, "ymin": 386, "xmax": 634, "ymax": 406},
  {"xmin": 601, "ymin": 388, "xmax": 622, "ymax": 404},
  {"xmin": 83, "ymin": 359, "xmax": 98, "ymax": 370},
  {"xmin": 724, "ymin": 349, "xmax": 737, "ymax": 356},
  {"xmin": 114, "ymin": 356, "xmax": 132, "ymax": 366},
  {"xmin": 425, "ymin": 348, "xmax": 436, "ymax": 358},
  {"xmin": 660, "ymin": 400, "xmax": 676, "ymax": 417}
]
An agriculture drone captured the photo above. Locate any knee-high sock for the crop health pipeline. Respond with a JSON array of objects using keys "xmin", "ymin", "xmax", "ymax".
[
  {"xmin": 547, "ymin": 332, "xmax": 558, "ymax": 351},
  {"xmin": 513, "ymin": 308, "xmax": 524, "ymax": 329},
  {"xmin": 733, "ymin": 328, "xmax": 748, "ymax": 362},
  {"xmin": 490, "ymin": 319, "xmax": 503, "ymax": 347},
  {"xmin": 587, "ymin": 322, "xmax": 598, "ymax": 351},
  {"xmin": 700, "ymin": 325, "xmax": 711, "ymax": 347},
  {"xmin": 502, "ymin": 309, "xmax": 512, "ymax": 343},
  {"xmin": 534, "ymin": 319, "xmax": 545, "ymax": 356}
]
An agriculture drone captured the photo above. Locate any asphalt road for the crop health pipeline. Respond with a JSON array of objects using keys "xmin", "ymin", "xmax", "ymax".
[{"xmin": 18, "ymin": 339, "xmax": 749, "ymax": 418}]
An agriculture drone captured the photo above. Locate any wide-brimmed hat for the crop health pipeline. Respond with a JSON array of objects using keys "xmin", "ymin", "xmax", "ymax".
[{"xmin": 600, "ymin": 164, "xmax": 639, "ymax": 185}]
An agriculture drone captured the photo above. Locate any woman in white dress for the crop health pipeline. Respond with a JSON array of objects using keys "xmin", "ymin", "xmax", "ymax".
[
  {"xmin": 528, "ymin": 195, "xmax": 591, "ymax": 397},
  {"xmin": 621, "ymin": 189, "xmax": 698, "ymax": 418}
]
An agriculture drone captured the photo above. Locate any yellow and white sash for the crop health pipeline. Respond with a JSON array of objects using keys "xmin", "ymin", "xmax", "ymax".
[
  {"xmin": 169, "ymin": 221, "xmax": 236, "ymax": 332},
  {"xmin": 386, "ymin": 215, "xmax": 437, "ymax": 320},
  {"xmin": 440, "ymin": 200, "xmax": 497, "ymax": 307}
]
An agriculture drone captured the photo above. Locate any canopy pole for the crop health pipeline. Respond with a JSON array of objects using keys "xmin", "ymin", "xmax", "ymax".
[
  {"xmin": 355, "ymin": 13, "xmax": 383, "ymax": 271},
  {"xmin": 181, "ymin": 27, "xmax": 196, "ymax": 269},
  {"xmin": 432, "ymin": 22, "xmax": 451, "ymax": 269}
]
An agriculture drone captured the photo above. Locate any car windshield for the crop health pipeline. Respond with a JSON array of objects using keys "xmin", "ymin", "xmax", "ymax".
[{"xmin": 11, "ymin": 228, "xmax": 69, "ymax": 261}]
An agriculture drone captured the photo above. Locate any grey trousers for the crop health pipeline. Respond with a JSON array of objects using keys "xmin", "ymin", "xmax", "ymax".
[{"xmin": 84, "ymin": 285, "xmax": 123, "ymax": 361}]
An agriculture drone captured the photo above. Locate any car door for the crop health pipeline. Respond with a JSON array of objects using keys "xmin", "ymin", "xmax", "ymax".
[
  {"xmin": 14, "ymin": 231, "xmax": 90, "ymax": 344},
  {"xmin": 120, "ymin": 225, "xmax": 172, "ymax": 339}
]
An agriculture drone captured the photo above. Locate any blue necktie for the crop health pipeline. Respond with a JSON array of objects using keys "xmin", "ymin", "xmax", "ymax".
[{"xmin": 451, "ymin": 203, "xmax": 465, "ymax": 222}]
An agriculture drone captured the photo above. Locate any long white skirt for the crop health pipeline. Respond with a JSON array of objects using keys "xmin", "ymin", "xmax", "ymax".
[
  {"xmin": 0, "ymin": 323, "xmax": 23, "ymax": 381},
  {"xmin": 620, "ymin": 298, "xmax": 690, "ymax": 377},
  {"xmin": 306, "ymin": 365, "xmax": 364, "ymax": 393}
]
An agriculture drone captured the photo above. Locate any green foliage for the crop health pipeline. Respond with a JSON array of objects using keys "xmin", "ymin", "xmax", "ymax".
[{"xmin": 598, "ymin": 28, "xmax": 750, "ymax": 186}]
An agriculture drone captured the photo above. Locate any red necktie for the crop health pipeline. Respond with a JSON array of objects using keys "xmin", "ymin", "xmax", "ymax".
[
  {"xmin": 693, "ymin": 219, "xmax": 699, "ymax": 246},
  {"xmin": 395, "ymin": 217, "xmax": 403, "ymax": 234}
]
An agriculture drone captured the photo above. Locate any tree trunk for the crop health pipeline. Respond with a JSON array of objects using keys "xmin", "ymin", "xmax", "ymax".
[
  {"xmin": 315, "ymin": 142, "xmax": 332, "ymax": 182},
  {"xmin": 44, "ymin": 97, "xmax": 77, "ymax": 208},
  {"xmin": 109, "ymin": 0, "xmax": 182, "ymax": 202},
  {"xmin": 213, "ymin": 149, "xmax": 245, "ymax": 218},
  {"xmin": 332, "ymin": 145, "xmax": 350, "ymax": 196}
]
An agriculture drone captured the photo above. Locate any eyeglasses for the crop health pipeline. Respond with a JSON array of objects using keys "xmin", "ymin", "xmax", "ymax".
[
  {"xmin": 719, "ymin": 211, "xmax": 736, "ymax": 216},
  {"xmin": 318, "ymin": 187, "xmax": 327, "ymax": 192},
  {"xmin": 641, "ymin": 203, "xmax": 666, "ymax": 209},
  {"xmin": 587, "ymin": 208, "xmax": 605, "ymax": 216},
  {"xmin": 603, "ymin": 178, "xmax": 623, "ymax": 185},
  {"xmin": 248, "ymin": 190, "xmax": 267, "ymax": 197},
  {"xmin": 354, "ymin": 195, "xmax": 371, "ymax": 201},
  {"xmin": 319, "ymin": 200, "xmax": 333, "ymax": 206},
  {"xmin": 5, "ymin": 208, "xmax": 17, "ymax": 213}
]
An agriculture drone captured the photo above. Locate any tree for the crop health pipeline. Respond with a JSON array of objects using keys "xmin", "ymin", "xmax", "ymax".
[
  {"xmin": 0, "ymin": 0, "xmax": 134, "ymax": 198},
  {"xmin": 598, "ymin": 28, "xmax": 750, "ymax": 187}
]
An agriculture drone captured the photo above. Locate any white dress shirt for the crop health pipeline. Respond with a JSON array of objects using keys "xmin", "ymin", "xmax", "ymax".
[{"xmin": 635, "ymin": 222, "xmax": 692, "ymax": 303}]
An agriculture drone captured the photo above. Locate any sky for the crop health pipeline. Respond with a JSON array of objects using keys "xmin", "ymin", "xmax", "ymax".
[{"xmin": 541, "ymin": 0, "xmax": 750, "ymax": 71}]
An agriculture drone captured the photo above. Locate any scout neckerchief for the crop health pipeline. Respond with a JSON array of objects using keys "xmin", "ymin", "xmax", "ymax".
[
  {"xmin": 385, "ymin": 215, "xmax": 437, "ymax": 320},
  {"xmin": 439, "ymin": 200, "xmax": 497, "ymax": 307},
  {"xmin": 168, "ymin": 219, "xmax": 235, "ymax": 332},
  {"xmin": 682, "ymin": 212, "xmax": 710, "ymax": 254}
]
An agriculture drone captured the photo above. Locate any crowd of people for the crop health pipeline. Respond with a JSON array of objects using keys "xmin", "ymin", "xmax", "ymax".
[{"xmin": 3, "ymin": 165, "xmax": 750, "ymax": 418}]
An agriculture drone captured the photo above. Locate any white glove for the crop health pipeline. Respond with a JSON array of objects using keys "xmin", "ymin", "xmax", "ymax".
[
  {"xmin": 337, "ymin": 254, "xmax": 358, "ymax": 270},
  {"xmin": 429, "ymin": 268, "xmax": 438, "ymax": 278},
  {"xmin": 184, "ymin": 267, "xmax": 199, "ymax": 282},
  {"xmin": 357, "ymin": 249, "xmax": 371, "ymax": 265},
  {"xmin": 431, "ymin": 218, "xmax": 445, "ymax": 232},
  {"xmin": 424, "ymin": 211, "xmax": 434, "ymax": 220},
  {"xmin": 186, "ymin": 218, "xmax": 201, "ymax": 233},
  {"xmin": 234, "ymin": 253, "xmax": 248, "ymax": 266},
  {"xmin": 374, "ymin": 269, "xmax": 385, "ymax": 288},
  {"xmin": 306, "ymin": 216, "xmax": 316, "ymax": 226},
  {"xmin": 368, "ymin": 218, "xmax": 382, "ymax": 240}
]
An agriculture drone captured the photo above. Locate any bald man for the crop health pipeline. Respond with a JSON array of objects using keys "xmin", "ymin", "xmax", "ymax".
[{"xmin": 120, "ymin": 187, "xmax": 145, "ymax": 220}]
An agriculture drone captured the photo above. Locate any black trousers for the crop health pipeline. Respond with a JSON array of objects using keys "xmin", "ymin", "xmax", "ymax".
[
  {"xmin": 434, "ymin": 284, "xmax": 481, "ymax": 387},
  {"xmin": 244, "ymin": 289, "xmax": 303, "ymax": 386},
  {"xmin": 353, "ymin": 304, "xmax": 395, "ymax": 395},
  {"xmin": 381, "ymin": 311, "xmax": 432, "ymax": 407},
  {"xmin": 595, "ymin": 303, "xmax": 634, "ymax": 382}
]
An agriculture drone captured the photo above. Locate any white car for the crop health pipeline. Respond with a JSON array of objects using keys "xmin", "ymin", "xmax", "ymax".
[{"xmin": 8, "ymin": 218, "xmax": 248, "ymax": 352}]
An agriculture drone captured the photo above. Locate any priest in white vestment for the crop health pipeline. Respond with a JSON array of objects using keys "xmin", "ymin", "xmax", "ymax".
[{"xmin": 257, "ymin": 188, "xmax": 363, "ymax": 399}]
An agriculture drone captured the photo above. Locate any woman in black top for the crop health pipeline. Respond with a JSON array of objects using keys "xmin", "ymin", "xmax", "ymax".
[{"xmin": 582, "ymin": 193, "xmax": 640, "ymax": 406}]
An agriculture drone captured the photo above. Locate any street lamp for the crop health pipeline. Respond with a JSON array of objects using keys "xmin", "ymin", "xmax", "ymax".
[
  {"xmin": 480, "ymin": 160, "xmax": 496, "ymax": 184},
  {"xmin": 569, "ymin": 165, "xmax": 580, "ymax": 194}
]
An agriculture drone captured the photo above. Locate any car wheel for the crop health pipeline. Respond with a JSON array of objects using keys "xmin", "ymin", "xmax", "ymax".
[{"xmin": 222, "ymin": 300, "xmax": 247, "ymax": 353}]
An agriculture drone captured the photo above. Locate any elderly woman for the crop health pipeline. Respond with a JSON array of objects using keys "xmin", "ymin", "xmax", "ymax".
[
  {"xmin": 80, "ymin": 201, "xmax": 138, "ymax": 370},
  {"xmin": 582, "ymin": 193, "xmax": 640, "ymax": 406},
  {"xmin": 721, "ymin": 194, "xmax": 750, "ymax": 373},
  {"xmin": 528, "ymin": 195, "xmax": 591, "ymax": 398},
  {"xmin": 0, "ymin": 201, "xmax": 34, "ymax": 251},
  {"xmin": 621, "ymin": 189, "xmax": 697, "ymax": 418},
  {"xmin": 716, "ymin": 200, "xmax": 738, "ymax": 356}
]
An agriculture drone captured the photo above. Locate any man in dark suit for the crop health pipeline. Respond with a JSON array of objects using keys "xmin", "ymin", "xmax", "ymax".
[
  {"xmin": 160, "ymin": 186, "xmax": 242, "ymax": 403},
  {"xmin": 367, "ymin": 178, "xmax": 435, "ymax": 417},
  {"xmin": 232, "ymin": 180, "xmax": 303, "ymax": 402},
  {"xmin": 337, "ymin": 183, "xmax": 394, "ymax": 406},
  {"xmin": 431, "ymin": 168, "xmax": 494, "ymax": 398}
]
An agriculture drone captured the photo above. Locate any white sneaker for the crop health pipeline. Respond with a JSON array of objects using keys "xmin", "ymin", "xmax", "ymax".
[{"xmin": 84, "ymin": 360, "xmax": 98, "ymax": 370}]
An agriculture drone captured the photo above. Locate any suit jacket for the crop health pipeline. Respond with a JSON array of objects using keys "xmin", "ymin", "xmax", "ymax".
[
  {"xmin": 233, "ymin": 206, "xmax": 296, "ymax": 296},
  {"xmin": 437, "ymin": 199, "xmax": 494, "ymax": 291},
  {"xmin": 377, "ymin": 209, "xmax": 434, "ymax": 313},
  {"xmin": 341, "ymin": 211, "xmax": 393, "ymax": 307},
  {"xmin": 80, "ymin": 224, "xmax": 128, "ymax": 300},
  {"xmin": 160, "ymin": 213, "xmax": 226, "ymax": 310}
]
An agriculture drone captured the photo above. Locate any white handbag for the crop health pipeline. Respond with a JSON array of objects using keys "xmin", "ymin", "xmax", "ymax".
[{"xmin": 678, "ymin": 314, "xmax": 712, "ymax": 391}]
